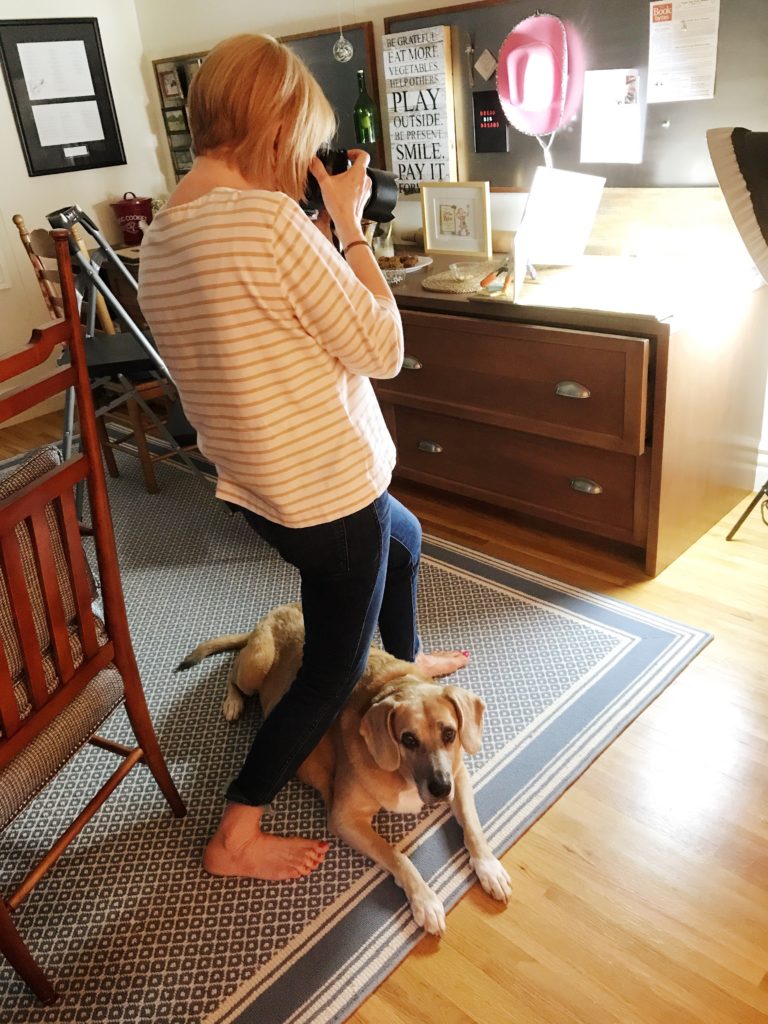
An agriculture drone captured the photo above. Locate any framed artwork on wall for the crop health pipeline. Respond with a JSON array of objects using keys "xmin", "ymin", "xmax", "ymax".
[
  {"xmin": 420, "ymin": 181, "xmax": 492, "ymax": 258},
  {"xmin": 157, "ymin": 68, "xmax": 183, "ymax": 105},
  {"xmin": 152, "ymin": 49, "xmax": 206, "ymax": 180},
  {"xmin": 181, "ymin": 57, "xmax": 203, "ymax": 94},
  {"xmin": 0, "ymin": 17, "xmax": 125, "ymax": 177},
  {"xmin": 172, "ymin": 148, "xmax": 194, "ymax": 174},
  {"xmin": 163, "ymin": 107, "xmax": 187, "ymax": 134}
]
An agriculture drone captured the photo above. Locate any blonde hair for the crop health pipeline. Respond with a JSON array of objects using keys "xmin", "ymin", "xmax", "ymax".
[{"xmin": 188, "ymin": 34, "xmax": 336, "ymax": 200}]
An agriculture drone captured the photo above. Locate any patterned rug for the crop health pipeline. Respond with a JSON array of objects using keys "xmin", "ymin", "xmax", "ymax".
[{"xmin": 0, "ymin": 454, "xmax": 711, "ymax": 1023}]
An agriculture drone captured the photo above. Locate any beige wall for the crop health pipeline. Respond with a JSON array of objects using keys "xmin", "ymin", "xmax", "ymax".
[{"xmin": 131, "ymin": 0, "xmax": 471, "ymax": 59}]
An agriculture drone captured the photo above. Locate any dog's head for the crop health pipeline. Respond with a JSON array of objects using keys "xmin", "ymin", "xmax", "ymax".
[{"xmin": 359, "ymin": 681, "xmax": 485, "ymax": 806}]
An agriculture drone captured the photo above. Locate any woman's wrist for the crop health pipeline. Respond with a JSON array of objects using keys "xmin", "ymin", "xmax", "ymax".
[
  {"xmin": 341, "ymin": 238, "xmax": 372, "ymax": 256},
  {"xmin": 333, "ymin": 215, "xmax": 365, "ymax": 249},
  {"xmin": 336, "ymin": 231, "xmax": 366, "ymax": 250}
]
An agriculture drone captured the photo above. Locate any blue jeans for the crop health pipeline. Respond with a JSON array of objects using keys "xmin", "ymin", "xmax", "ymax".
[{"xmin": 226, "ymin": 491, "xmax": 422, "ymax": 807}]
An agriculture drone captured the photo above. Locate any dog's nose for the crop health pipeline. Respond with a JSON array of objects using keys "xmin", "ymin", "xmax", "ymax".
[{"xmin": 427, "ymin": 775, "xmax": 452, "ymax": 799}]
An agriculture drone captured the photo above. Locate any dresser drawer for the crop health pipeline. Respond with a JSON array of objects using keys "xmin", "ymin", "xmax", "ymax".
[
  {"xmin": 378, "ymin": 311, "xmax": 649, "ymax": 455},
  {"xmin": 392, "ymin": 407, "xmax": 648, "ymax": 543}
]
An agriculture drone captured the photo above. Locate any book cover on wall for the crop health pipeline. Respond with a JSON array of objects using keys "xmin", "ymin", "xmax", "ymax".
[
  {"xmin": 472, "ymin": 90, "xmax": 509, "ymax": 153},
  {"xmin": 382, "ymin": 25, "xmax": 457, "ymax": 194}
]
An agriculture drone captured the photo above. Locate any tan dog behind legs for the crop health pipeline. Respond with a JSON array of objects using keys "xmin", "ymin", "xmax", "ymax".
[{"xmin": 178, "ymin": 603, "xmax": 511, "ymax": 934}]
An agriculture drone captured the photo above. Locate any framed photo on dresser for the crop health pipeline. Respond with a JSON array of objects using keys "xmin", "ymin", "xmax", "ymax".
[{"xmin": 420, "ymin": 181, "xmax": 492, "ymax": 259}]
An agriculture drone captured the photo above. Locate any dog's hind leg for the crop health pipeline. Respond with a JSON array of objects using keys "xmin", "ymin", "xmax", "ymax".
[
  {"xmin": 221, "ymin": 621, "xmax": 279, "ymax": 722},
  {"xmin": 222, "ymin": 659, "xmax": 247, "ymax": 722}
]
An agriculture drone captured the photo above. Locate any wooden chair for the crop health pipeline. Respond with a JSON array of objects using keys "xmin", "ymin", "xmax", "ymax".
[
  {"xmin": 0, "ymin": 229, "xmax": 186, "ymax": 1003},
  {"xmin": 12, "ymin": 214, "xmax": 196, "ymax": 495}
]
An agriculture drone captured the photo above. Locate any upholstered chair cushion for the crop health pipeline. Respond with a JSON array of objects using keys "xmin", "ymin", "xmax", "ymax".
[{"xmin": 0, "ymin": 665, "xmax": 124, "ymax": 830}]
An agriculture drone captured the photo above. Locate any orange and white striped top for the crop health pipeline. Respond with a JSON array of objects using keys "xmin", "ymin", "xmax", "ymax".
[{"xmin": 137, "ymin": 188, "xmax": 402, "ymax": 527}]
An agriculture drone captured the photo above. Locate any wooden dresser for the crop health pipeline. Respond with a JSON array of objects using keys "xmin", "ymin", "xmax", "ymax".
[{"xmin": 377, "ymin": 255, "xmax": 768, "ymax": 576}]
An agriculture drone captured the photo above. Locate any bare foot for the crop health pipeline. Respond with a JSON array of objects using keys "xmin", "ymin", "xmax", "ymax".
[
  {"xmin": 415, "ymin": 649, "xmax": 470, "ymax": 679},
  {"xmin": 203, "ymin": 802, "xmax": 329, "ymax": 880}
]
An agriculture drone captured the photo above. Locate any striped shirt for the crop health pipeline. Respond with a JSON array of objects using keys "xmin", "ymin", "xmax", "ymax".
[{"xmin": 137, "ymin": 188, "xmax": 402, "ymax": 527}]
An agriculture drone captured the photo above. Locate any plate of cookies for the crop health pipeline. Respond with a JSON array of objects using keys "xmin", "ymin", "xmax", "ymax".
[{"xmin": 376, "ymin": 254, "xmax": 433, "ymax": 274}]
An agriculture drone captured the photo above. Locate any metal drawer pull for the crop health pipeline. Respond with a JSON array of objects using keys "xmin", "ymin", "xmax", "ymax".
[
  {"xmin": 418, "ymin": 440, "xmax": 443, "ymax": 454},
  {"xmin": 402, "ymin": 355, "xmax": 423, "ymax": 370},
  {"xmin": 570, "ymin": 477, "xmax": 603, "ymax": 495},
  {"xmin": 555, "ymin": 380, "xmax": 591, "ymax": 399}
]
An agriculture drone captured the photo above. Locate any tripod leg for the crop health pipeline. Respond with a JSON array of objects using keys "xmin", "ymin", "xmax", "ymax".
[
  {"xmin": 726, "ymin": 480, "xmax": 768, "ymax": 541},
  {"xmin": 61, "ymin": 386, "xmax": 76, "ymax": 460}
]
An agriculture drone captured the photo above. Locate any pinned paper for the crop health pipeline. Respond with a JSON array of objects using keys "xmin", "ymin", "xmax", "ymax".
[
  {"xmin": 648, "ymin": 0, "xmax": 720, "ymax": 103},
  {"xmin": 580, "ymin": 69, "xmax": 644, "ymax": 164}
]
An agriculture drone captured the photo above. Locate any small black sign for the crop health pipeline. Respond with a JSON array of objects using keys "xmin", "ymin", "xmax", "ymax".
[{"xmin": 472, "ymin": 90, "xmax": 509, "ymax": 153}]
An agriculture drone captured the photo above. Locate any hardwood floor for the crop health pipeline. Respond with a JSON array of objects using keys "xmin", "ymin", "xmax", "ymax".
[
  {"xmin": 4, "ymin": 414, "xmax": 768, "ymax": 1023},
  {"xmin": 0, "ymin": 411, "xmax": 63, "ymax": 461}
]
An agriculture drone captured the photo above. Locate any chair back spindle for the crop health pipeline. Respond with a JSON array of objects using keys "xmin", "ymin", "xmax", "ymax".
[{"xmin": 12, "ymin": 214, "xmax": 63, "ymax": 319}]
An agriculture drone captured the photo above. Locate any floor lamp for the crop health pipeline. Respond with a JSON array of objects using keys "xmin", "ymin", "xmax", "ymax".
[{"xmin": 706, "ymin": 127, "xmax": 768, "ymax": 541}]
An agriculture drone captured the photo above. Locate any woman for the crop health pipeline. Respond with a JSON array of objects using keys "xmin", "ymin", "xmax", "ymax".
[{"xmin": 138, "ymin": 34, "xmax": 468, "ymax": 881}]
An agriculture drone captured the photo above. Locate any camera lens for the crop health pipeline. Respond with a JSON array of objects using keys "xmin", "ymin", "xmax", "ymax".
[{"xmin": 303, "ymin": 148, "xmax": 398, "ymax": 223}]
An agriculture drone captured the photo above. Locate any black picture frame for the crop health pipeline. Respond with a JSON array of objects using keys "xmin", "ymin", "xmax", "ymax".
[
  {"xmin": 172, "ymin": 148, "xmax": 194, "ymax": 174},
  {"xmin": 163, "ymin": 107, "xmax": 187, "ymax": 134},
  {"xmin": 157, "ymin": 67, "xmax": 183, "ymax": 105},
  {"xmin": 0, "ymin": 17, "xmax": 126, "ymax": 177}
]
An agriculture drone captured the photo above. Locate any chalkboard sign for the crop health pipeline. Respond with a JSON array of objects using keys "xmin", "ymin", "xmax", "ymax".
[
  {"xmin": 385, "ymin": 0, "xmax": 768, "ymax": 188},
  {"xmin": 282, "ymin": 23, "xmax": 385, "ymax": 170}
]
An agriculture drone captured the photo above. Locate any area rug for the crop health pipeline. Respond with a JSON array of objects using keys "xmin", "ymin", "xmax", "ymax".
[{"xmin": 0, "ymin": 454, "xmax": 711, "ymax": 1023}]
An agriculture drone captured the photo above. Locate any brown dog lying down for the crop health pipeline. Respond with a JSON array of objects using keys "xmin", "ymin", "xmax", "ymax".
[{"xmin": 178, "ymin": 602, "xmax": 511, "ymax": 934}]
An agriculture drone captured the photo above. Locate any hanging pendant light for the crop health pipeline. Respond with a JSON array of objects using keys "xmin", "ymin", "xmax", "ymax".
[
  {"xmin": 332, "ymin": 2, "xmax": 354, "ymax": 62},
  {"xmin": 332, "ymin": 30, "xmax": 353, "ymax": 62}
]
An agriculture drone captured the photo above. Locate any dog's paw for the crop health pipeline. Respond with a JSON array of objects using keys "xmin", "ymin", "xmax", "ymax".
[
  {"xmin": 409, "ymin": 888, "xmax": 446, "ymax": 935},
  {"xmin": 222, "ymin": 691, "xmax": 245, "ymax": 722},
  {"xmin": 471, "ymin": 855, "xmax": 512, "ymax": 903}
]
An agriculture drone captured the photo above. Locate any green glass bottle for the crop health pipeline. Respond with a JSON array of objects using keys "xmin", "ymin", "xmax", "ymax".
[{"xmin": 353, "ymin": 69, "xmax": 377, "ymax": 145}]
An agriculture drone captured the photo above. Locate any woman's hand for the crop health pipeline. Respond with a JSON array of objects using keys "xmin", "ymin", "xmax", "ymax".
[{"xmin": 309, "ymin": 149, "xmax": 372, "ymax": 249}]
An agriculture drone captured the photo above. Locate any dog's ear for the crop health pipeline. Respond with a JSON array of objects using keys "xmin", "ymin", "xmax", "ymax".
[
  {"xmin": 359, "ymin": 698, "xmax": 400, "ymax": 771},
  {"xmin": 443, "ymin": 686, "xmax": 485, "ymax": 755}
]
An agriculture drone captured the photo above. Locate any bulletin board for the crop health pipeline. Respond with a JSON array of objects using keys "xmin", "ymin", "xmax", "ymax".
[
  {"xmin": 282, "ymin": 23, "xmax": 386, "ymax": 169},
  {"xmin": 384, "ymin": 0, "xmax": 768, "ymax": 188}
]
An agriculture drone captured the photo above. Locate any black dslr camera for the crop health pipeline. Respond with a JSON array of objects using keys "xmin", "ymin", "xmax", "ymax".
[{"xmin": 304, "ymin": 148, "xmax": 398, "ymax": 223}]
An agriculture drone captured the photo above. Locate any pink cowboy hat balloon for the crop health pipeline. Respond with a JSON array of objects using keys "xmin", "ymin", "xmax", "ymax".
[{"xmin": 497, "ymin": 12, "xmax": 585, "ymax": 137}]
